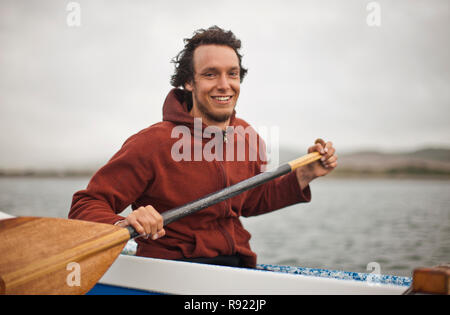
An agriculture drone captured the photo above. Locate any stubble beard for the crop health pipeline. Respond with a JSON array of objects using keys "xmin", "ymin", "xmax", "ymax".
[{"xmin": 192, "ymin": 89, "xmax": 235, "ymax": 124}]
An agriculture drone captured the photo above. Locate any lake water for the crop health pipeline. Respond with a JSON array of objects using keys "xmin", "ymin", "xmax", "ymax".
[{"xmin": 0, "ymin": 176, "xmax": 448, "ymax": 277}]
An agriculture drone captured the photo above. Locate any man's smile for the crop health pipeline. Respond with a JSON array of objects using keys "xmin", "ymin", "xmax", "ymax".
[{"xmin": 210, "ymin": 95, "xmax": 233, "ymax": 104}]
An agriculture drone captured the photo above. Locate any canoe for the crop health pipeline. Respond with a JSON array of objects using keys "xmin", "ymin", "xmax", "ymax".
[
  {"xmin": 0, "ymin": 212, "xmax": 411, "ymax": 295},
  {"xmin": 88, "ymin": 239, "xmax": 411, "ymax": 295}
]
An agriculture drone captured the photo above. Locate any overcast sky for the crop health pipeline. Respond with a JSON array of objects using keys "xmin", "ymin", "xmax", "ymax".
[{"xmin": 0, "ymin": 0, "xmax": 449, "ymax": 170}]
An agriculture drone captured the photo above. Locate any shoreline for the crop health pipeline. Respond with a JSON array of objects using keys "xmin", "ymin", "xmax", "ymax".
[{"xmin": 1, "ymin": 170, "xmax": 449, "ymax": 180}]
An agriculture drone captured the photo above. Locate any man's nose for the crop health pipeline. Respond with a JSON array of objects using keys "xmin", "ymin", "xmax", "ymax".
[{"xmin": 216, "ymin": 73, "xmax": 231, "ymax": 90}]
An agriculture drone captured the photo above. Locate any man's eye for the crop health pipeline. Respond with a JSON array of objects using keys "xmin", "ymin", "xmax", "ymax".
[
  {"xmin": 229, "ymin": 72, "xmax": 239, "ymax": 77},
  {"xmin": 203, "ymin": 73, "xmax": 215, "ymax": 77}
]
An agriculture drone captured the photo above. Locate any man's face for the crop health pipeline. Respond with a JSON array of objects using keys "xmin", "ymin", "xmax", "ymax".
[{"xmin": 185, "ymin": 44, "xmax": 241, "ymax": 125}]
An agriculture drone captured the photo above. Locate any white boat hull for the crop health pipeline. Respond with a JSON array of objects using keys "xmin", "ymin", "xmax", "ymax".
[{"xmin": 97, "ymin": 253, "xmax": 409, "ymax": 295}]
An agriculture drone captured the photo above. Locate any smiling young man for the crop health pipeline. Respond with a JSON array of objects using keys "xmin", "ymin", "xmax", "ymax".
[
  {"xmin": 69, "ymin": 26, "xmax": 337, "ymax": 268},
  {"xmin": 185, "ymin": 44, "xmax": 240, "ymax": 130}
]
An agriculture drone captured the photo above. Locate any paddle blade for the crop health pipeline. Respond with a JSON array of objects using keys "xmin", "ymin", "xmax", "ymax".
[{"xmin": 0, "ymin": 217, "xmax": 130, "ymax": 295}]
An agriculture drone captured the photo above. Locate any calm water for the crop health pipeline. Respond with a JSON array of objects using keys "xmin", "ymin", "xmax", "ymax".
[{"xmin": 1, "ymin": 177, "xmax": 448, "ymax": 277}]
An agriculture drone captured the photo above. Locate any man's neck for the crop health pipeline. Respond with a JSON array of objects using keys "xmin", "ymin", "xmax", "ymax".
[{"xmin": 189, "ymin": 106, "xmax": 230, "ymax": 131}]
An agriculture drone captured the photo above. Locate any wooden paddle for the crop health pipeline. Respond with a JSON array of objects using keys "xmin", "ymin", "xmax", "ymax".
[{"xmin": 0, "ymin": 152, "xmax": 321, "ymax": 295}]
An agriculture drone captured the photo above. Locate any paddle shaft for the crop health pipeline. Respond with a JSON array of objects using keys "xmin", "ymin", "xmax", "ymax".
[{"xmin": 126, "ymin": 152, "xmax": 322, "ymax": 239}]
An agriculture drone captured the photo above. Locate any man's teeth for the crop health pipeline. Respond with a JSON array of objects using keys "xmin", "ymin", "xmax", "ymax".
[{"xmin": 212, "ymin": 96, "xmax": 231, "ymax": 101}]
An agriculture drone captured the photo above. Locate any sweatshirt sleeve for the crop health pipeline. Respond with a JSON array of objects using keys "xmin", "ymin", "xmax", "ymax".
[
  {"xmin": 68, "ymin": 133, "xmax": 154, "ymax": 225},
  {"xmin": 241, "ymin": 169, "xmax": 311, "ymax": 218},
  {"xmin": 240, "ymin": 129, "xmax": 311, "ymax": 217}
]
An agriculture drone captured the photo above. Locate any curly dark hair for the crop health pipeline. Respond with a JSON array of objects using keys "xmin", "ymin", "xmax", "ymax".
[{"xmin": 170, "ymin": 26, "xmax": 248, "ymax": 110}]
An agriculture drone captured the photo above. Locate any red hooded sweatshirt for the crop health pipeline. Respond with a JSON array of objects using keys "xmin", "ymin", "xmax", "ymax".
[{"xmin": 69, "ymin": 88, "xmax": 311, "ymax": 267}]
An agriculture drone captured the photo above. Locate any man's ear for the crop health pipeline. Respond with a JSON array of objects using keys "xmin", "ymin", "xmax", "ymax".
[{"xmin": 185, "ymin": 81, "xmax": 193, "ymax": 92}]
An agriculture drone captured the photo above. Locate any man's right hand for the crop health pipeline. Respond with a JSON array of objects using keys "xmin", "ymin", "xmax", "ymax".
[{"xmin": 116, "ymin": 205, "xmax": 165, "ymax": 240}]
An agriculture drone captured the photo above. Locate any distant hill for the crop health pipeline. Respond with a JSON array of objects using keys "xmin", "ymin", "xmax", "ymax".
[
  {"xmin": 2, "ymin": 147, "xmax": 450, "ymax": 179},
  {"xmin": 336, "ymin": 148, "xmax": 450, "ymax": 170},
  {"xmin": 279, "ymin": 147, "xmax": 450, "ymax": 178},
  {"xmin": 404, "ymin": 148, "xmax": 450, "ymax": 162}
]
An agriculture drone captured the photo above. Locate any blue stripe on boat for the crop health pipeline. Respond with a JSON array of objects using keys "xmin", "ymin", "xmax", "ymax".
[
  {"xmin": 256, "ymin": 264, "xmax": 412, "ymax": 287},
  {"xmin": 87, "ymin": 283, "xmax": 160, "ymax": 295}
]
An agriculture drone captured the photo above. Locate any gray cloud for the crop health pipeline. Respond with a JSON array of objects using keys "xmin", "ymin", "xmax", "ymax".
[{"xmin": 1, "ymin": 0, "xmax": 449, "ymax": 169}]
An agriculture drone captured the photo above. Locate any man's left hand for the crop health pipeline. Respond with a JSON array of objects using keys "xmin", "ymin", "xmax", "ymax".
[{"xmin": 295, "ymin": 138, "xmax": 338, "ymax": 190}]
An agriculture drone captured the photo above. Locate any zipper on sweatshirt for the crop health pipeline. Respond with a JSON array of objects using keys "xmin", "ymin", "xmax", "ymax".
[
  {"xmin": 215, "ymin": 136, "xmax": 235, "ymax": 255},
  {"xmin": 222, "ymin": 130, "xmax": 228, "ymax": 143}
]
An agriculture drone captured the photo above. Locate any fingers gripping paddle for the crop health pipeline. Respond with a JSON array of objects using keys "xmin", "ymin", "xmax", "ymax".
[{"xmin": 0, "ymin": 152, "xmax": 321, "ymax": 294}]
